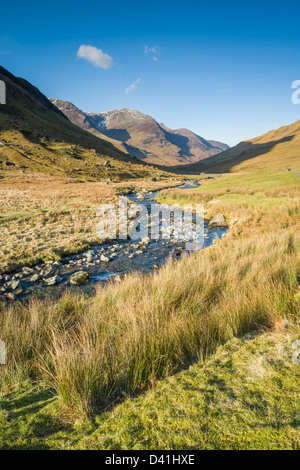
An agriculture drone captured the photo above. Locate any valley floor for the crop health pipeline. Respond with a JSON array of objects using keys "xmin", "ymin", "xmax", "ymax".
[{"xmin": 0, "ymin": 168, "xmax": 299, "ymax": 450}]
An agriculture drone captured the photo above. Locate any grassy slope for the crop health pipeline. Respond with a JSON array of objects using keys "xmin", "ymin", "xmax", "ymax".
[
  {"xmin": 157, "ymin": 172, "xmax": 300, "ymax": 225},
  {"xmin": 0, "ymin": 325, "xmax": 299, "ymax": 450},
  {"xmin": 175, "ymin": 119, "xmax": 300, "ymax": 174}
]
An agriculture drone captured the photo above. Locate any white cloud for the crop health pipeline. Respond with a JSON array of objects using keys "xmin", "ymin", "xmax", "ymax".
[
  {"xmin": 152, "ymin": 56, "xmax": 158, "ymax": 62},
  {"xmin": 145, "ymin": 46, "xmax": 158, "ymax": 54},
  {"xmin": 77, "ymin": 44, "xmax": 113, "ymax": 69},
  {"xmin": 126, "ymin": 78, "xmax": 141, "ymax": 95}
]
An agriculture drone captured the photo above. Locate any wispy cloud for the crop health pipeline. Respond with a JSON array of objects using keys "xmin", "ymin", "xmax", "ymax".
[
  {"xmin": 145, "ymin": 45, "xmax": 159, "ymax": 62},
  {"xmin": 77, "ymin": 44, "xmax": 113, "ymax": 69},
  {"xmin": 145, "ymin": 46, "xmax": 158, "ymax": 54},
  {"xmin": 126, "ymin": 78, "xmax": 141, "ymax": 95}
]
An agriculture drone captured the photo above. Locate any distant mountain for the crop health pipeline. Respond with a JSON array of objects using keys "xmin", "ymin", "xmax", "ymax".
[
  {"xmin": 0, "ymin": 66, "xmax": 167, "ymax": 180},
  {"xmin": 175, "ymin": 120, "xmax": 300, "ymax": 174},
  {"xmin": 159, "ymin": 123, "xmax": 229, "ymax": 162},
  {"xmin": 50, "ymin": 101, "xmax": 229, "ymax": 167},
  {"xmin": 205, "ymin": 139, "xmax": 230, "ymax": 152}
]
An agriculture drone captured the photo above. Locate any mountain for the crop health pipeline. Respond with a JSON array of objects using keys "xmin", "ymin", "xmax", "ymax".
[
  {"xmin": 177, "ymin": 120, "xmax": 300, "ymax": 174},
  {"xmin": 0, "ymin": 66, "xmax": 168, "ymax": 180},
  {"xmin": 50, "ymin": 101, "xmax": 229, "ymax": 166},
  {"xmin": 49, "ymin": 99, "xmax": 128, "ymax": 155},
  {"xmin": 159, "ymin": 123, "xmax": 229, "ymax": 161},
  {"xmin": 205, "ymin": 139, "xmax": 230, "ymax": 152}
]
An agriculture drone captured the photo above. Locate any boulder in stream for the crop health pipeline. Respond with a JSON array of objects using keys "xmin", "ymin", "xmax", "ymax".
[
  {"xmin": 22, "ymin": 267, "xmax": 35, "ymax": 275},
  {"xmin": 41, "ymin": 265, "xmax": 57, "ymax": 279},
  {"xmin": 70, "ymin": 271, "xmax": 89, "ymax": 285},
  {"xmin": 30, "ymin": 273, "xmax": 41, "ymax": 282},
  {"xmin": 44, "ymin": 275, "xmax": 60, "ymax": 286},
  {"xmin": 11, "ymin": 279, "xmax": 20, "ymax": 290},
  {"xmin": 208, "ymin": 214, "xmax": 228, "ymax": 228}
]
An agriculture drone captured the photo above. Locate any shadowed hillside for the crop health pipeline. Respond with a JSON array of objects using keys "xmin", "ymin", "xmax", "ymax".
[
  {"xmin": 173, "ymin": 120, "xmax": 300, "ymax": 174},
  {"xmin": 160, "ymin": 123, "xmax": 229, "ymax": 159}
]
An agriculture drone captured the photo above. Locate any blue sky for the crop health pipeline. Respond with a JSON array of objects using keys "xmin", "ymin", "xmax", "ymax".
[{"xmin": 1, "ymin": 0, "xmax": 300, "ymax": 146}]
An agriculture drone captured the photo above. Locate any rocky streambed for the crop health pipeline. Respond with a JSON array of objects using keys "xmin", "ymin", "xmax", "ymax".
[{"xmin": 0, "ymin": 182, "xmax": 228, "ymax": 302}]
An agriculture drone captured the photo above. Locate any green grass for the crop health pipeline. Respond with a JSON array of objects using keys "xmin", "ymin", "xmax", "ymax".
[
  {"xmin": 158, "ymin": 172, "xmax": 299, "ymax": 202},
  {"xmin": 0, "ymin": 325, "xmax": 299, "ymax": 450},
  {"xmin": 199, "ymin": 171, "xmax": 299, "ymax": 191}
]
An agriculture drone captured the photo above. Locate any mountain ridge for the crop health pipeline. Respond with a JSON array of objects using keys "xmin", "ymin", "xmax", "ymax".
[{"xmin": 50, "ymin": 100, "xmax": 229, "ymax": 166}]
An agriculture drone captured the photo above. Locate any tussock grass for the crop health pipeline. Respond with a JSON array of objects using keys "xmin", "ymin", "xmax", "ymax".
[
  {"xmin": 1, "ymin": 230, "xmax": 299, "ymax": 417},
  {"xmin": 1, "ymin": 324, "xmax": 299, "ymax": 449}
]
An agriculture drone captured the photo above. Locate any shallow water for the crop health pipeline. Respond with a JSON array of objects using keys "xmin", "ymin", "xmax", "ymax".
[{"xmin": 0, "ymin": 181, "xmax": 227, "ymax": 302}]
